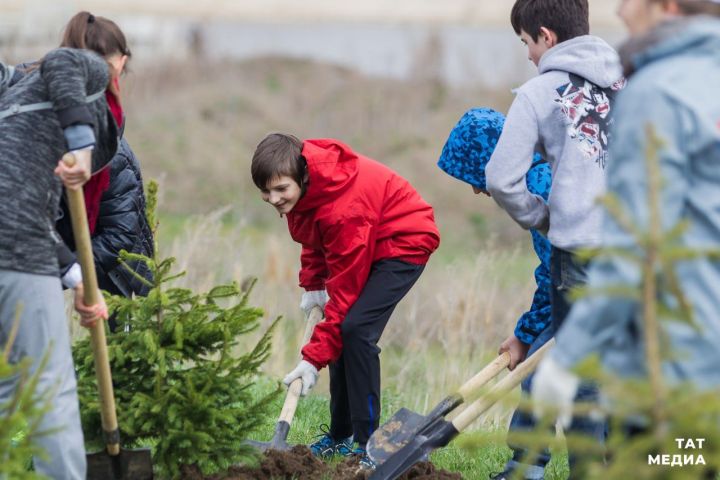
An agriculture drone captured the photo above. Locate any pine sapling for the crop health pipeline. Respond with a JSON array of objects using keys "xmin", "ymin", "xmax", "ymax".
[
  {"xmin": 73, "ymin": 181, "xmax": 280, "ymax": 478},
  {"xmin": 0, "ymin": 306, "xmax": 54, "ymax": 480}
]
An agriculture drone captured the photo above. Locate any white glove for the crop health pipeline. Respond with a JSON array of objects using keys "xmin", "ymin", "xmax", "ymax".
[
  {"xmin": 531, "ymin": 354, "xmax": 580, "ymax": 429},
  {"xmin": 283, "ymin": 360, "xmax": 319, "ymax": 396},
  {"xmin": 300, "ymin": 290, "xmax": 329, "ymax": 316},
  {"xmin": 61, "ymin": 262, "xmax": 83, "ymax": 289}
]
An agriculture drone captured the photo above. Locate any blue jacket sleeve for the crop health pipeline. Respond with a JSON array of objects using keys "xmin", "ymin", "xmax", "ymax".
[
  {"xmin": 514, "ymin": 160, "xmax": 553, "ymax": 344},
  {"xmin": 514, "ymin": 228, "xmax": 552, "ymax": 344}
]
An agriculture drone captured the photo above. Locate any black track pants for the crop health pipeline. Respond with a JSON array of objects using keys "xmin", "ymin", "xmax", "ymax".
[{"xmin": 328, "ymin": 259, "xmax": 424, "ymax": 445}]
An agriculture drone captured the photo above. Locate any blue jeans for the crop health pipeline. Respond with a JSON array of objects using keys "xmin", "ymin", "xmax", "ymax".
[{"xmin": 550, "ymin": 247, "xmax": 607, "ymax": 479}]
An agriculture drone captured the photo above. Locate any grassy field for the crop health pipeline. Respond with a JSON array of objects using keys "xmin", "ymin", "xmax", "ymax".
[{"xmin": 246, "ymin": 378, "xmax": 570, "ymax": 479}]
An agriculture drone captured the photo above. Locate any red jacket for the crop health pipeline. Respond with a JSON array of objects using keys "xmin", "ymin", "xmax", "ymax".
[{"xmin": 287, "ymin": 139, "xmax": 440, "ymax": 369}]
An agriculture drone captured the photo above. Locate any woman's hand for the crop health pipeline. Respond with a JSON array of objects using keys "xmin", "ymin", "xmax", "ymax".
[
  {"xmin": 73, "ymin": 282, "xmax": 109, "ymax": 328},
  {"xmin": 55, "ymin": 149, "xmax": 92, "ymax": 190}
]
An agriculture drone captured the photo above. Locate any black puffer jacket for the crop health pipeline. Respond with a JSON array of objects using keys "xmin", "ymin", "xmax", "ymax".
[{"xmin": 56, "ymin": 137, "xmax": 154, "ymax": 297}]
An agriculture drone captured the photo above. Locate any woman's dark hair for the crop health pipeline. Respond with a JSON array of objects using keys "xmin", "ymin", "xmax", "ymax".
[
  {"xmin": 251, "ymin": 133, "xmax": 306, "ymax": 190},
  {"xmin": 511, "ymin": 0, "xmax": 590, "ymax": 43},
  {"xmin": 60, "ymin": 11, "xmax": 131, "ymax": 60}
]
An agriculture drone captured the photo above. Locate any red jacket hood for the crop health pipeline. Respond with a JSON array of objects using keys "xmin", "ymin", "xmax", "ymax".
[{"xmin": 292, "ymin": 139, "xmax": 358, "ymax": 213}]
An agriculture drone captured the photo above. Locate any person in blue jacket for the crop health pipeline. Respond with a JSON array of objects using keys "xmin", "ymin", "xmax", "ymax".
[
  {"xmin": 532, "ymin": 2, "xmax": 720, "ymax": 477},
  {"xmin": 438, "ymin": 107, "xmax": 554, "ymax": 480}
]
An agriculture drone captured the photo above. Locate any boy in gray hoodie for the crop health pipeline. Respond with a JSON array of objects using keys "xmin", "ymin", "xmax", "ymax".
[
  {"xmin": 486, "ymin": 0, "xmax": 624, "ymax": 324},
  {"xmin": 485, "ymin": 1, "xmax": 623, "ymax": 478}
]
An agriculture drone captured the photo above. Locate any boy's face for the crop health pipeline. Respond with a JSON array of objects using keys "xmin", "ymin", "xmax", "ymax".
[
  {"xmin": 617, "ymin": 0, "xmax": 669, "ymax": 36},
  {"xmin": 519, "ymin": 28, "xmax": 557, "ymax": 67},
  {"xmin": 260, "ymin": 175, "xmax": 303, "ymax": 216}
]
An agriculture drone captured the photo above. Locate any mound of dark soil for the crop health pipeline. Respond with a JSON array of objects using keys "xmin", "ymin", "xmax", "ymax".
[
  {"xmin": 333, "ymin": 453, "xmax": 463, "ymax": 480},
  {"xmin": 183, "ymin": 445, "xmax": 463, "ymax": 479}
]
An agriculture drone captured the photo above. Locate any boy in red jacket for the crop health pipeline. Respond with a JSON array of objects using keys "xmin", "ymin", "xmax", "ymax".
[{"xmin": 251, "ymin": 133, "xmax": 440, "ymax": 467}]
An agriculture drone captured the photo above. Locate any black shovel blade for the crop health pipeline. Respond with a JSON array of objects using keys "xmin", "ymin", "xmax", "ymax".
[
  {"xmin": 368, "ymin": 418, "xmax": 459, "ymax": 480},
  {"xmin": 367, "ymin": 394, "xmax": 463, "ymax": 466},
  {"xmin": 86, "ymin": 447, "xmax": 153, "ymax": 480},
  {"xmin": 367, "ymin": 408, "xmax": 428, "ymax": 465},
  {"xmin": 245, "ymin": 420, "xmax": 294, "ymax": 452}
]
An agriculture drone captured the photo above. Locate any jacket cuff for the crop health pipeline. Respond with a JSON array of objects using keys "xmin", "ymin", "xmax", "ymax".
[
  {"xmin": 57, "ymin": 104, "xmax": 94, "ymax": 129},
  {"xmin": 302, "ymin": 355, "xmax": 323, "ymax": 371},
  {"xmin": 57, "ymin": 242, "xmax": 77, "ymax": 273},
  {"xmin": 514, "ymin": 324, "xmax": 539, "ymax": 345},
  {"xmin": 64, "ymin": 124, "xmax": 96, "ymax": 151}
]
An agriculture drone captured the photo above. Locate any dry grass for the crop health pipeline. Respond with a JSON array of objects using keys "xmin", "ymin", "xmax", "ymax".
[{"xmin": 121, "ymin": 57, "xmax": 524, "ymax": 252}]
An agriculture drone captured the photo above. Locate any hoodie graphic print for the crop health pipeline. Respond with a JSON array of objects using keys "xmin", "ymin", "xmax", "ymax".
[{"xmin": 555, "ymin": 74, "xmax": 625, "ymax": 170}]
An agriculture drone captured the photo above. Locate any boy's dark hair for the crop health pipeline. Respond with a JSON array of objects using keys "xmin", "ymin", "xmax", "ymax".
[
  {"xmin": 511, "ymin": 0, "xmax": 589, "ymax": 43},
  {"xmin": 251, "ymin": 133, "xmax": 306, "ymax": 190}
]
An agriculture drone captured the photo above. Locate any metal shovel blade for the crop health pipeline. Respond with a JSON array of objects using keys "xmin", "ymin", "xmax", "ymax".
[
  {"xmin": 86, "ymin": 447, "xmax": 153, "ymax": 480},
  {"xmin": 366, "ymin": 408, "xmax": 436, "ymax": 465},
  {"xmin": 245, "ymin": 420, "xmax": 295, "ymax": 452},
  {"xmin": 367, "ymin": 391, "xmax": 464, "ymax": 466},
  {"xmin": 368, "ymin": 418, "xmax": 459, "ymax": 480}
]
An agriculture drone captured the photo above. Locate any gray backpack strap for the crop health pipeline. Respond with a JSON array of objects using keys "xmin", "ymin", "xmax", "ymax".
[
  {"xmin": 0, "ymin": 89, "xmax": 106, "ymax": 121},
  {"xmin": 85, "ymin": 90, "xmax": 105, "ymax": 103}
]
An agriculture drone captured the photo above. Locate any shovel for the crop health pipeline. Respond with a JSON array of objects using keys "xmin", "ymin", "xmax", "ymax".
[
  {"xmin": 368, "ymin": 338, "xmax": 555, "ymax": 480},
  {"xmin": 246, "ymin": 305, "xmax": 324, "ymax": 451},
  {"xmin": 62, "ymin": 153, "xmax": 154, "ymax": 480},
  {"xmin": 367, "ymin": 351, "xmax": 511, "ymax": 465}
]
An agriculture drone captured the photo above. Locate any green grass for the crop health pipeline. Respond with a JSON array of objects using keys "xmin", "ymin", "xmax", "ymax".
[{"xmin": 247, "ymin": 378, "xmax": 570, "ymax": 479}]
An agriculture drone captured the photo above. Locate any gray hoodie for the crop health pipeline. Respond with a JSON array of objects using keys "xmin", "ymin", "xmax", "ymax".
[{"xmin": 486, "ymin": 35, "xmax": 624, "ymax": 250}]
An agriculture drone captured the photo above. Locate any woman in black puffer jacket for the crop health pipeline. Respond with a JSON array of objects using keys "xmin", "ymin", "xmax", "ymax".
[
  {"xmin": 54, "ymin": 12, "xmax": 154, "ymax": 330},
  {"xmin": 56, "ymin": 136, "xmax": 154, "ymax": 300}
]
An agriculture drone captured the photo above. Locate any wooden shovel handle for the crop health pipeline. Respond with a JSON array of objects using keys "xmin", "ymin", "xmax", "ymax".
[
  {"xmin": 452, "ymin": 338, "xmax": 556, "ymax": 433},
  {"xmin": 457, "ymin": 352, "xmax": 510, "ymax": 401},
  {"xmin": 278, "ymin": 306, "xmax": 323, "ymax": 424},
  {"xmin": 62, "ymin": 153, "xmax": 120, "ymax": 456}
]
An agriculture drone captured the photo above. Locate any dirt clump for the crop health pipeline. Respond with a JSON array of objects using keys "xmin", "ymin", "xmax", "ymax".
[
  {"xmin": 207, "ymin": 445, "xmax": 328, "ymax": 479},
  {"xmin": 193, "ymin": 445, "xmax": 463, "ymax": 479}
]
